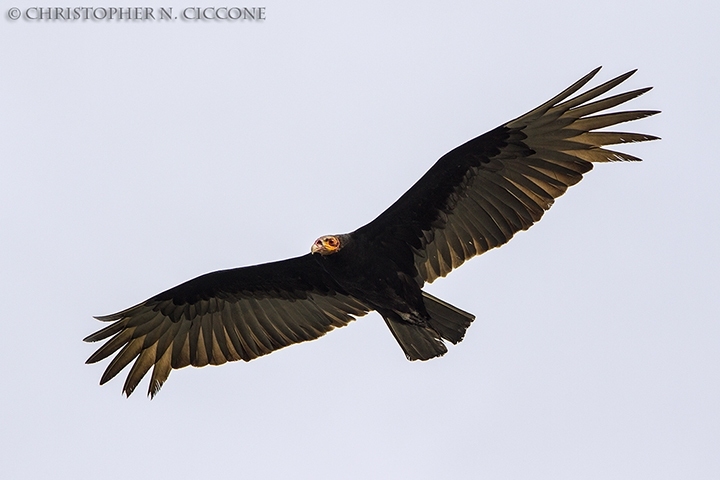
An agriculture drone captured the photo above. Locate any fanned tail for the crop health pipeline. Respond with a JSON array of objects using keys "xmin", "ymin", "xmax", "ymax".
[{"xmin": 382, "ymin": 292, "xmax": 475, "ymax": 361}]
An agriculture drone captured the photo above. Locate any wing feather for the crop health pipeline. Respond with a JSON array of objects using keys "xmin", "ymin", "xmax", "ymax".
[
  {"xmin": 86, "ymin": 327, "xmax": 136, "ymax": 364},
  {"xmin": 170, "ymin": 320, "xmax": 192, "ymax": 369},
  {"xmin": 355, "ymin": 68, "xmax": 658, "ymax": 283},
  {"xmin": 465, "ymin": 189, "xmax": 512, "ymax": 243},
  {"xmin": 221, "ymin": 305, "xmax": 253, "ymax": 361},
  {"xmin": 210, "ymin": 311, "xmax": 231, "ymax": 365},
  {"xmin": 100, "ymin": 336, "xmax": 146, "ymax": 385},
  {"xmin": 85, "ymin": 254, "xmax": 370, "ymax": 396},
  {"xmin": 194, "ymin": 318, "xmax": 210, "ymax": 367},
  {"xmin": 235, "ymin": 298, "xmax": 273, "ymax": 354},
  {"xmin": 227, "ymin": 301, "xmax": 263, "ymax": 359},
  {"xmin": 149, "ymin": 345, "xmax": 173, "ymax": 398},
  {"xmin": 123, "ymin": 344, "xmax": 157, "ymax": 396}
]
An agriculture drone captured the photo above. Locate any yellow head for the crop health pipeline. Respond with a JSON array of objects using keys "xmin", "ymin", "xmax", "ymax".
[{"xmin": 311, "ymin": 235, "xmax": 343, "ymax": 255}]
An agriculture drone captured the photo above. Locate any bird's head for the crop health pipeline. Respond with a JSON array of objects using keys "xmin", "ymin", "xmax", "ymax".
[{"xmin": 311, "ymin": 235, "xmax": 344, "ymax": 255}]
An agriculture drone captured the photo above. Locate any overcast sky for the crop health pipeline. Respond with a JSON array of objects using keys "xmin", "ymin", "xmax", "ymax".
[{"xmin": 1, "ymin": 1, "xmax": 718, "ymax": 478}]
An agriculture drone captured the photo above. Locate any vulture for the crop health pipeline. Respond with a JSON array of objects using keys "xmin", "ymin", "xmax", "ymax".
[{"xmin": 85, "ymin": 67, "xmax": 659, "ymax": 397}]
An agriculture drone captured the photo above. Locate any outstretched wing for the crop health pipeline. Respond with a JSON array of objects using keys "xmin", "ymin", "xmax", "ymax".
[
  {"xmin": 355, "ymin": 68, "xmax": 659, "ymax": 283},
  {"xmin": 85, "ymin": 254, "xmax": 370, "ymax": 397}
]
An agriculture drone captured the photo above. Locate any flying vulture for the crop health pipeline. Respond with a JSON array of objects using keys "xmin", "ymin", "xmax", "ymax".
[{"xmin": 85, "ymin": 68, "xmax": 659, "ymax": 397}]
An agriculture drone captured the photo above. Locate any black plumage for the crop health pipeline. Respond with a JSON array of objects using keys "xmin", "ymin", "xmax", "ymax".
[{"xmin": 85, "ymin": 68, "xmax": 659, "ymax": 397}]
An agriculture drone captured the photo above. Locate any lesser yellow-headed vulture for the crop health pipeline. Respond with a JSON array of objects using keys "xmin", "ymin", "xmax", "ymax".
[{"xmin": 85, "ymin": 68, "xmax": 659, "ymax": 397}]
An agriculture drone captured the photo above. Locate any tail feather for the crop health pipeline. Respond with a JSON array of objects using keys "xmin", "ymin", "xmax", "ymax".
[
  {"xmin": 383, "ymin": 313, "xmax": 448, "ymax": 361},
  {"xmin": 422, "ymin": 291, "xmax": 475, "ymax": 344},
  {"xmin": 382, "ymin": 292, "xmax": 475, "ymax": 361}
]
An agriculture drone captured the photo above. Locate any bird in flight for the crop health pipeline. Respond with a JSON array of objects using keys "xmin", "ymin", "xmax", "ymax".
[{"xmin": 85, "ymin": 67, "xmax": 659, "ymax": 398}]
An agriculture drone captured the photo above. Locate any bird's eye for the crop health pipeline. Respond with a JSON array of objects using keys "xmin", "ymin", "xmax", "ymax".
[{"xmin": 327, "ymin": 237, "xmax": 338, "ymax": 247}]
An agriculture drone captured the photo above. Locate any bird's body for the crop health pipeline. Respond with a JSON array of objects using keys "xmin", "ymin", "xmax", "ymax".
[
  {"xmin": 86, "ymin": 68, "xmax": 659, "ymax": 397},
  {"xmin": 317, "ymin": 233, "xmax": 423, "ymax": 322}
]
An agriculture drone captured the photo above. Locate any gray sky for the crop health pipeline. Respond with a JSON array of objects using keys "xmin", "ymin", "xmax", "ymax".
[{"xmin": 1, "ymin": 1, "xmax": 718, "ymax": 478}]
